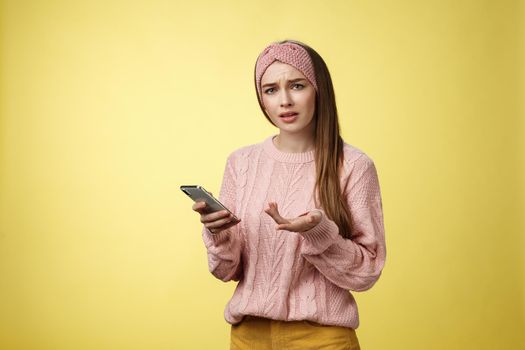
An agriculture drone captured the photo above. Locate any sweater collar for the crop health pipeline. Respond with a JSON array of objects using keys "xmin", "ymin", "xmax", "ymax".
[{"xmin": 262, "ymin": 135, "xmax": 316, "ymax": 163}]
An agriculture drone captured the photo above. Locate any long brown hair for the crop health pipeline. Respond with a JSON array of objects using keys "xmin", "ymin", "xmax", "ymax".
[{"xmin": 254, "ymin": 39, "xmax": 353, "ymax": 239}]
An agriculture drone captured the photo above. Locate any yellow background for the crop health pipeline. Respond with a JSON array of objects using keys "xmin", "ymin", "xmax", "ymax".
[{"xmin": 1, "ymin": 0, "xmax": 524, "ymax": 349}]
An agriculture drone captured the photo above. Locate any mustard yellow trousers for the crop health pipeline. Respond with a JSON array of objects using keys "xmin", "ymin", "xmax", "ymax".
[{"xmin": 230, "ymin": 315, "xmax": 361, "ymax": 350}]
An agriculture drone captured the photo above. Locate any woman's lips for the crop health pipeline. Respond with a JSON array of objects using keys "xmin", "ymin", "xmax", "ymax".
[{"xmin": 279, "ymin": 112, "xmax": 298, "ymax": 123}]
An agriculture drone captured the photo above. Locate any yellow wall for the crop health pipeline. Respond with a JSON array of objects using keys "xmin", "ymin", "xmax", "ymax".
[{"xmin": 1, "ymin": 0, "xmax": 523, "ymax": 349}]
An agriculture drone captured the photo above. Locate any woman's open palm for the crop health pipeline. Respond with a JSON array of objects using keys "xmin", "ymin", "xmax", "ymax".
[{"xmin": 264, "ymin": 202, "xmax": 322, "ymax": 232}]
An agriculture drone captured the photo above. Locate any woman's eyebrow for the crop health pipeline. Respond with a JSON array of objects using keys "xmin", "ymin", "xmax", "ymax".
[{"xmin": 261, "ymin": 78, "xmax": 307, "ymax": 88}]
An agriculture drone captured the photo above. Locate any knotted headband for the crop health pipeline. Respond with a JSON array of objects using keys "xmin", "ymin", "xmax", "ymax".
[{"xmin": 255, "ymin": 42, "xmax": 318, "ymax": 102}]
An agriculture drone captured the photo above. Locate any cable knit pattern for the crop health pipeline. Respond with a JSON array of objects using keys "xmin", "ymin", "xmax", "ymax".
[{"xmin": 201, "ymin": 135, "xmax": 386, "ymax": 329}]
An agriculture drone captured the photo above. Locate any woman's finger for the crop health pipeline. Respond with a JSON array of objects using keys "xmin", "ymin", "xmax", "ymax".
[
  {"xmin": 276, "ymin": 223, "xmax": 292, "ymax": 231},
  {"xmin": 205, "ymin": 214, "xmax": 234, "ymax": 229},
  {"xmin": 192, "ymin": 201, "xmax": 207, "ymax": 213},
  {"xmin": 201, "ymin": 210, "xmax": 231, "ymax": 223},
  {"xmin": 214, "ymin": 218, "xmax": 241, "ymax": 232},
  {"xmin": 265, "ymin": 202, "xmax": 290, "ymax": 225},
  {"xmin": 206, "ymin": 215, "xmax": 241, "ymax": 231},
  {"xmin": 277, "ymin": 220, "xmax": 302, "ymax": 232},
  {"xmin": 277, "ymin": 215, "xmax": 317, "ymax": 232}
]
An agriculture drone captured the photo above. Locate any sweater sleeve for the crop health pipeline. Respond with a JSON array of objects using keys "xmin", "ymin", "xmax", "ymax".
[
  {"xmin": 298, "ymin": 154, "xmax": 386, "ymax": 292},
  {"xmin": 201, "ymin": 153, "xmax": 244, "ymax": 282}
]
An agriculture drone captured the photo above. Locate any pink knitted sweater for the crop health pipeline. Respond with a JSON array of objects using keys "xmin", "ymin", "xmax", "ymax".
[{"xmin": 201, "ymin": 135, "xmax": 386, "ymax": 329}]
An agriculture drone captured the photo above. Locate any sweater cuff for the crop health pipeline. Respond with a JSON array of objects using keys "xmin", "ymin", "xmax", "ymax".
[
  {"xmin": 299, "ymin": 210, "xmax": 340, "ymax": 255},
  {"xmin": 203, "ymin": 227, "xmax": 231, "ymax": 245}
]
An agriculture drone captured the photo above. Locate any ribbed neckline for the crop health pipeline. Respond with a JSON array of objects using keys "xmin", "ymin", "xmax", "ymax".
[{"xmin": 262, "ymin": 135, "xmax": 315, "ymax": 163}]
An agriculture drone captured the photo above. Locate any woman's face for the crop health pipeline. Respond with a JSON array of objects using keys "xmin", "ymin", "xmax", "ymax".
[{"xmin": 260, "ymin": 61, "xmax": 316, "ymax": 137}]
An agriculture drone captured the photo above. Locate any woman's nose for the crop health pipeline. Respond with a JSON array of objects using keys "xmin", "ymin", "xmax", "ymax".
[{"xmin": 279, "ymin": 90, "xmax": 293, "ymax": 107}]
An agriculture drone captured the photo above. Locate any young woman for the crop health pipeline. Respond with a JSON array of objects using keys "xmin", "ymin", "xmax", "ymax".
[{"xmin": 192, "ymin": 39, "xmax": 386, "ymax": 350}]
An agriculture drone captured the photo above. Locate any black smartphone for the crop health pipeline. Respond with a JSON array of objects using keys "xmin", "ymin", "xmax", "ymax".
[{"xmin": 180, "ymin": 185, "xmax": 239, "ymax": 220}]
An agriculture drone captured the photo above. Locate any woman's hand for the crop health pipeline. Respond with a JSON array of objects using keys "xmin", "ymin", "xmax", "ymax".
[
  {"xmin": 192, "ymin": 195, "xmax": 240, "ymax": 234},
  {"xmin": 264, "ymin": 202, "xmax": 322, "ymax": 232}
]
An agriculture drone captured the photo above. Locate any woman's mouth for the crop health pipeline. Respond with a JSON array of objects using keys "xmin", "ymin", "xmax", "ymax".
[{"xmin": 279, "ymin": 112, "xmax": 298, "ymax": 123}]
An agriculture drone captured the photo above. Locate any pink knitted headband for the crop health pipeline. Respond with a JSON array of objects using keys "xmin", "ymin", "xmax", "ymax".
[{"xmin": 255, "ymin": 42, "xmax": 318, "ymax": 101}]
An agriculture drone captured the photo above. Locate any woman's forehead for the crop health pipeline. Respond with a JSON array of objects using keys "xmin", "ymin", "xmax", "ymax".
[{"xmin": 261, "ymin": 61, "xmax": 306, "ymax": 83}]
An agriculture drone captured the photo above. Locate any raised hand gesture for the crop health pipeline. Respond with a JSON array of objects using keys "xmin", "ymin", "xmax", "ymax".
[{"xmin": 264, "ymin": 202, "xmax": 322, "ymax": 232}]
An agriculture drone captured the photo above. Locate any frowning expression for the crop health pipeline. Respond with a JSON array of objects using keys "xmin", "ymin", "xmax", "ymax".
[{"xmin": 260, "ymin": 61, "xmax": 316, "ymax": 136}]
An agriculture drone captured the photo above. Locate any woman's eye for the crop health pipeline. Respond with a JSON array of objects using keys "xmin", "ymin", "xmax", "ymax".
[
  {"xmin": 264, "ymin": 88, "xmax": 275, "ymax": 94},
  {"xmin": 292, "ymin": 83, "xmax": 304, "ymax": 89}
]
